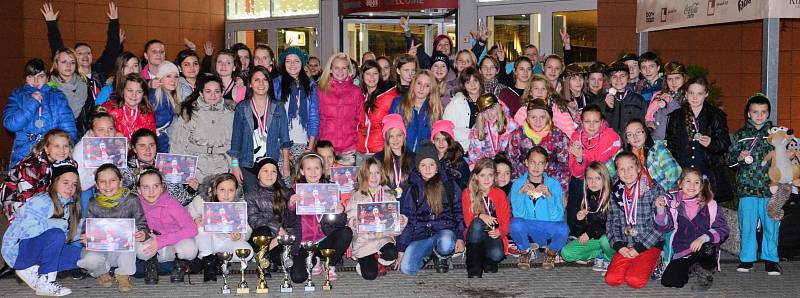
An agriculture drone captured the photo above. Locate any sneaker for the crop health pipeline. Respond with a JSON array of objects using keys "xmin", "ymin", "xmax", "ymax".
[
  {"xmin": 327, "ymin": 266, "xmax": 338, "ymax": 281},
  {"xmin": 312, "ymin": 257, "xmax": 323, "ymax": 276},
  {"xmin": 483, "ymin": 262, "xmax": 498, "ymax": 274},
  {"xmin": 507, "ymin": 245, "xmax": 521, "ymax": 257},
  {"xmin": 96, "ymin": 273, "xmax": 113, "ymax": 288},
  {"xmin": 15, "ymin": 265, "xmax": 39, "ymax": 290},
  {"xmin": 35, "ymin": 274, "xmax": 72, "ymax": 297},
  {"xmin": 736, "ymin": 262, "xmax": 753, "ymax": 273},
  {"xmin": 592, "ymin": 258, "xmax": 606, "ymax": 272},
  {"xmin": 355, "ymin": 262, "xmax": 362, "ymax": 277},
  {"xmin": 575, "ymin": 259, "xmax": 589, "ymax": 265},
  {"xmin": 517, "ymin": 250, "xmax": 531, "ymax": 269},
  {"xmin": 554, "ymin": 254, "xmax": 564, "ymax": 264},
  {"xmin": 765, "ymin": 261, "xmax": 782, "ymax": 276},
  {"xmin": 70, "ymin": 268, "xmax": 87, "ymax": 280}
]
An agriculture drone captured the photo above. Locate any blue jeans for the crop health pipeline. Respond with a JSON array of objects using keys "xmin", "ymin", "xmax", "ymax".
[
  {"xmin": 400, "ymin": 230, "xmax": 456, "ymax": 276},
  {"xmin": 509, "ymin": 218, "xmax": 569, "ymax": 251},
  {"xmin": 13, "ymin": 228, "xmax": 81, "ymax": 274},
  {"xmin": 739, "ymin": 196, "xmax": 780, "ymax": 262}
]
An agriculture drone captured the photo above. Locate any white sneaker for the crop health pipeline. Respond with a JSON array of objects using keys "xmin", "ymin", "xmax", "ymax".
[
  {"xmin": 15, "ymin": 265, "xmax": 39, "ymax": 290},
  {"xmin": 35, "ymin": 273, "xmax": 72, "ymax": 297},
  {"xmin": 311, "ymin": 257, "xmax": 323, "ymax": 275},
  {"xmin": 592, "ymin": 258, "xmax": 606, "ymax": 272}
]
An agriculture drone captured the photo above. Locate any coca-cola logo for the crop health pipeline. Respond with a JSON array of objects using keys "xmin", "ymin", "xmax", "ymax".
[{"xmin": 738, "ymin": 0, "xmax": 751, "ymax": 12}]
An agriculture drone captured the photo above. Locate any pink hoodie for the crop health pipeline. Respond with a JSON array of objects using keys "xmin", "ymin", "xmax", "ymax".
[{"xmin": 140, "ymin": 192, "xmax": 198, "ymax": 249}]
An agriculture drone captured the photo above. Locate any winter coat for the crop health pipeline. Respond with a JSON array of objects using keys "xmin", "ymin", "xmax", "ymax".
[
  {"xmin": 439, "ymin": 158, "xmax": 471, "ymax": 191},
  {"xmin": 389, "ymin": 97, "xmax": 435, "ymax": 152},
  {"xmin": 396, "ymin": 170, "xmax": 464, "ymax": 252},
  {"xmin": 462, "ymin": 187, "xmax": 511, "ymax": 254},
  {"xmin": 273, "ymin": 75, "xmax": 320, "ymax": 141},
  {"xmin": 170, "ymin": 99, "xmax": 234, "ymax": 183},
  {"xmin": 139, "ymin": 191, "xmax": 198, "ymax": 249},
  {"xmin": 605, "ymin": 140, "xmax": 682, "ymax": 191},
  {"xmin": 47, "ymin": 19, "xmax": 119, "ymax": 85},
  {"xmin": 572, "ymin": 190, "xmax": 609, "ymax": 240},
  {"xmin": 318, "ymin": 77, "xmax": 364, "ymax": 153},
  {"xmin": 3, "ymin": 84, "xmax": 77, "ymax": 168},
  {"xmin": 568, "ymin": 124, "xmax": 622, "ymax": 179},
  {"xmin": 634, "ymin": 76, "xmax": 664, "ymax": 102},
  {"xmin": 86, "ymin": 188, "xmax": 149, "ymax": 232},
  {"xmin": 513, "ymin": 104, "xmax": 578, "ymax": 140},
  {"xmin": 498, "ymin": 87, "xmax": 523, "ymax": 116},
  {"xmin": 508, "ymin": 173, "xmax": 565, "ymax": 222},
  {"xmin": 601, "ymin": 90, "xmax": 647, "ymax": 136},
  {"xmin": 346, "ymin": 186, "xmax": 408, "ymax": 259},
  {"xmin": 1, "ymin": 154, "xmax": 76, "ymax": 221},
  {"xmin": 607, "ymin": 177, "xmax": 666, "ymax": 253},
  {"xmin": 243, "ymin": 184, "xmax": 300, "ymax": 240},
  {"xmin": 148, "ymin": 88, "xmax": 178, "ymax": 152},
  {"xmin": 655, "ymin": 192, "xmax": 729, "ymax": 260},
  {"xmin": 508, "ymin": 124, "xmax": 571, "ymax": 191},
  {"xmin": 442, "ymin": 92, "xmax": 476, "ymax": 150},
  {"xmin": 229, "ymin": 98, "xmax": 291, "ymax": 169},
  {"xmin": 467, "ymin": 119, "xmax": 518, "ymax": 168},
  {"xmin": 2, "ymin": 192, "xmax": 75, "ymax": 267},
  {"xmin": 101, "ymin": 100, "xmax": 156, "ymax": 141},
  {"xmin": 665, "ymin": 103, "xmax": 733, "ymax": 201},
  {"xmin": 357, "ymin": 85, "xmax": 398, "ymax": 154},
  {"xmin": 645, "ymin": 90, "xmax": 683, "ymax": 140},
  {"xmin": 725, "ymin": 120, "xmax": 773, "ymax": 198}
]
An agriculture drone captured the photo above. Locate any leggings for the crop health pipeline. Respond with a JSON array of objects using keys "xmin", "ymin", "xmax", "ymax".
[{"xmin": 356, "ymin": 243, "xmax": 398, "ymax": 280}]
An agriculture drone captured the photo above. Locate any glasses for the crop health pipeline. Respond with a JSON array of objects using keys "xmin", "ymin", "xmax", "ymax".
[{"xmin": 625, "ymin": 130, "xmax": 645, "ymax": 138}]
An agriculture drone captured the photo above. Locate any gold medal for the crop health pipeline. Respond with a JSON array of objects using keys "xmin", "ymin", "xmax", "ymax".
[
  {"xmin": 625, "ymin": 225, "xmax": 637, "ymax": 237},
  {"xmin": 395, "ymin": 187, "xmax": 403, "ymax": 198}
]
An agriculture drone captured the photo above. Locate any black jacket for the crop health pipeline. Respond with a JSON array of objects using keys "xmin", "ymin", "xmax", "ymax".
[
  {"xmin": 602, "ymin": 90, "xmax": 646, "ymax": 136},
  {"xmin": 47, "ymin": 19, "xmax": 120, "ymax": 83},
  {"xmin": 244, "ymin": 184, "xmax": 301, "ymax": 255},
  {"xmin": 572, "ymin": 191, "xmax": 608, "ymax": 240}
]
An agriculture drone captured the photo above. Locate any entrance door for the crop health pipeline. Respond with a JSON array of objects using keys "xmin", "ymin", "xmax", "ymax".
[
  {"xmin": 226, "ymin": 17, "xmax": 320, "ymax": 59},
  {"xmin": 343, "ymin": 12, "xmax": 456, "ymax": 62}
]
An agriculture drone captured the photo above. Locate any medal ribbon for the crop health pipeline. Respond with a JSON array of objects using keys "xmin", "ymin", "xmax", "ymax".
[
  {"xmin": 747, "ymin": 134, "xmax": 759, "ymax": 152},
  {"xmin": 584, "ymin": 190, "xmax": 605, "ymax": 214},
  {"xmin": 622, "ymin": 179, "xmax": 639, "ymax": 226},
  {"xmin": 251, "ymin": 99, "xmax": 269, "ymax": 140},
  {"xmin": 392, "ymin": 158, "xmax": 402, "ymax": 189},
  {"xmin": 486, "ymin": 120, "xmax": 499, "ymax": 155},
  {"xmin": 369, "ymin": 188, "xmax": 384, "ymax": 203},
  {"xmin": 123, "ymin": 106, "xmax": 139, "ymax": 125},
  {"xmin": 482, "ymin": 196, "xmax": 493, "ymax": 215}
]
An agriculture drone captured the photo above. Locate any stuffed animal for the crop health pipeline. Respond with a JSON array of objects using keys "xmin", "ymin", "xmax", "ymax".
[{"xmin": 761, "ymin": 126, "xmax": 800, "ymax": 220}]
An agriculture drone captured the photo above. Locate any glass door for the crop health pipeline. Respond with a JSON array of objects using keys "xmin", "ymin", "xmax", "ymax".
[{"xmin": 343, "ymin": 13, "xmax": 456, "ymax": 63}]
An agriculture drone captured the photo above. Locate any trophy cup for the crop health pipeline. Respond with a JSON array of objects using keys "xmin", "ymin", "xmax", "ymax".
[
  {"xmin": 300, "ymin": 241, "xmax": 318, "ymax": 292},
  {"xmin": 251, "ymin": 235, "xmax": 274, "ymax": 294},
  {"xmin": 235, "ymin": 248, "xmax": 252, "ymax": 294},
  {"xmin": 217, "ymin": 252, "xmax": 234, "ymax": 295},
  {"xmin": 319, "ymin": 248, "xmax": 336, "ymax": 291},
  {"xmin": 277, "ymin": 234, "xmax": 296, "ymax": 293}
]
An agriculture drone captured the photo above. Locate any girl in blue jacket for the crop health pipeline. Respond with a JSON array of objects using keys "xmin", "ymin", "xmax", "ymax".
[
  {"xmin": 274, "ymin": 47, "xmax": 319, "ymax": 165},
  {"xmin": 390, "ymin": 70, "xmax": 444, "ymax": 152}
]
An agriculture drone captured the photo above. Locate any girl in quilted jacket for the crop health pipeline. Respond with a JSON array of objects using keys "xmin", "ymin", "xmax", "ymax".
[
  {"xmin": 317, "ymin": 52, "xmax": 365, "ymax": 165},
  {"xmin": 655, "ymin": 168, "xmax": 729, "ymax": 291},
  {"xmin": 467, "ymin": 94, "xmax": 517, "ymax": 168},
  {"xmin": 101, "ymin": 73, "xmax": 156, "ymax": 141},
  {"xmin": 508, "ymin": 98, "xmax": 570, "ymax": 191},
  {"xmin": 357, "ymin": 60, "xmax": 398, "ymax": 158}
]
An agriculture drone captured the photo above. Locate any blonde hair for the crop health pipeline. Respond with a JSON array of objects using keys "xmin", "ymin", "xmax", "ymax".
[
  {"xmin": 522, "ymin": 75, "xmax": 569, "ymax": 113},
  {"xmin": 455, "ymin": 49, "xmax": 477, "ymax": 70},
  {"xmin": 399, "ymin": 70, "xmax": 442, "ymax": 125},
  {"xmin": 474, "ymin": 104, "xmax": 506, "ymax": 140},
  {"xmin": 468, "ymin": 158, "xmax": 496, "ymax": 215},
  {"xmin": 318, "ymin": 52, "xmax": 356, "ymax": 93},
  {"xmin": 32, "ymin": 129, "xmax": 73, "ymax": 158},
  {"xmin": 48, "ymin": 172, "xmax": 81, "ymax": 244},
  {"xmin": 581, "ymin": 161, "xmax": 611, "ymax": 213},
  {"xmin": 154, "ymin": 80, "xmax": 184, "ymax": 115},
  {"xmin": 357, "ymin": 157, "xmax": 387, "ymax": 194},
  {"xmin": 50, "ymin": 48, "xmax": 87, "ymax": 81}
]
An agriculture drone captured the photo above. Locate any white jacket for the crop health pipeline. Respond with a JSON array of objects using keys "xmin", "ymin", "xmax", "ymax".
[{"xmin": 443, "ymin": 92, "xmax": 472, "ymax": 150}]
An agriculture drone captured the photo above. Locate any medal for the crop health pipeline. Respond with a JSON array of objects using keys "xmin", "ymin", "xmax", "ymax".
[
  {"xmin": 744, "ymin": 155, "xmax": 754, "ymax": 164},
  {"xmin": 624, "ymin": 225, "xmax": 637, "ymax": 237},
  {"xmin": 608, "ymin": 87, "xmax": 617, "ymax": 96},
  {"xmin": 35, "ymin": 119, "xmax": 44, "ymax": 128},
  {"xmin": 693, "ymin": 133, "xmax": 702, "ymax": 141},
  {"xmin": 622, "ymin": 179, "xmax": 640, "ymax": 237},
  {"xmin": 392, "ymin": 158, "xmax": 403, "ymax": 198},
  {"xmin": 395, "ymin": 187, "xmax": 403, "ymax": 198},
  {"xmin": 743, "ymin": 135, "xmax": 759, "ymax": 165}
]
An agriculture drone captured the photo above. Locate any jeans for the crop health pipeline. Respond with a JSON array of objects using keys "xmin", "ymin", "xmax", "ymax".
[
  {"xmin": 508, "ymin": 218, "xmax": 570, "ymax": 251},
  {"xmin": 400, "ymin": 229, "xmax": 456, "ymax": 276},
  {"xmin": 465, "ymin": 220, "xmax": 504, "ymax": 275},
  {"xmin": 13, "ymin": 228, "xmax": 81, "ymax": 274}
]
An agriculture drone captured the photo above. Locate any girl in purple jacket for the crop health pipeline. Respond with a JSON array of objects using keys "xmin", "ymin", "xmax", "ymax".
[{"xmin": 655, "ymin": 167, "xmax": 729, "ymax": 291}]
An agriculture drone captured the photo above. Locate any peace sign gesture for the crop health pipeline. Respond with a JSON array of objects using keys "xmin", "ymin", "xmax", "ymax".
[
  {"xmin": 495, "ymin": 42, "xmax": 506, "ymax": 61},
  {"xmin": 399, "ymin": 16, "xmax": 410, "ymax": 30},
  {"xmin": 560, "ymin": 28, "xmax": 571, "ymax": 50},
  {"xmin": 408, "ymin": 40, "xmax": 421, "ymax": 56}
]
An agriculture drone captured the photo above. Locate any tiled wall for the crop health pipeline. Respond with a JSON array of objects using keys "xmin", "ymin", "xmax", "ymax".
[{"xmin": 1, "ymin": 0, "xmax": 225, "ymax": 157}]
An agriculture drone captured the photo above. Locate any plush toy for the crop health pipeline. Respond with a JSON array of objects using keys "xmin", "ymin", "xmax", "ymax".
[{"xmin": 761, "ymin": 126, "xmax": 800, "ymax": 220}]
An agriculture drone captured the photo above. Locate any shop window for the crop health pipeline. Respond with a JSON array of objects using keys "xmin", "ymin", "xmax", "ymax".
[
  {"xmin": 552, "ymin": 10, "xmax": 597, "ymax": 63},
  {"xmin": 273, "ymin": 0, "xmax": 319, "ymax": 17},
  {"xmin": 489, "ymin": 14, "xmax": 540, "ymax": 61},
  {"xmin": 234, "ymin": 30, "xmax": 269, "ymax": 50},
  {"xmin": 226, "ymin": 0, "xmax": 319, "ymax": 20},
  {"xmin": 278, "ymin": 27, "xmax": 317, "ymax": 57}
]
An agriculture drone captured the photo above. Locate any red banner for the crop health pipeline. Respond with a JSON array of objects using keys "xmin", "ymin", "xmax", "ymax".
[{"xmin": 339, "ymin": 0, "xmax": 459, "ymax": 15}]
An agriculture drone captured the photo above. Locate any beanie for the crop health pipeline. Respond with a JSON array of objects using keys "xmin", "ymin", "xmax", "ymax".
[
  {"xmin": 156, "ymin": 61, "xmax": 180, "ymax": 79},
  {"xmin": 415, "ymin": 141, "xmax": 439, "ymax": 168},
  {"xmin": 381, "ymin": 114, "xmax": 407, "ymax": 137},
  {"xmin": 431, "ymin": 119, "xmax": 455, "ymax": 141},
  {"xmin": 431, "ymin": 51, "xmax": 451, "ymax": 71}
]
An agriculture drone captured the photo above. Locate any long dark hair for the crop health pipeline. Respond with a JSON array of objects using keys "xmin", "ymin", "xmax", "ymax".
[
  {"xmin": 210, "ymin": 173, "xmax": 239, "ymax": 202},
  {"xmin": 231, "ymin": 43, "xmax": 253, "ymax": 79},
  {"xmin": 435, "ymin": 131, "xmax": 466, "ymax": 167},
  {"xmin": 245, "ymin": 66, "xmax": 276, "ymax": 102},
  {"xmin": 179, "ymin": 75, "xmax": 224, "ymax": 121},
  {"xmin": 111, "ymin": 52, "xmax": 140, "ymax": 89},
  {"xmin": 360, "ymin": 60, "xmax": 385, "ymax": 115},
  {"xmin": 622, "ymin": 118, "xmax": 655, "ymax": 162},
  {"xmin": 279, "ymin": 61, "xmax": 311, "ymax": 104}
]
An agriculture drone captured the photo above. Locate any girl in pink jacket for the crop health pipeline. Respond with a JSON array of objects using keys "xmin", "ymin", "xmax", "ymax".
[{"xmin": 317, "ymin": 53, "xmax": 365, "ymax": 165}]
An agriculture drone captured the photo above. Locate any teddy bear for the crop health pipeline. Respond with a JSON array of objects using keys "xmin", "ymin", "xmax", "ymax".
[{"xmin": 761, "ymin": 126, "xmax": 800, "ymax": 220}]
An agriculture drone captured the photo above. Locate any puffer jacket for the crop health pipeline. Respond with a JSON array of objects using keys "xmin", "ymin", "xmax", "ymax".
[
  {"xmin": 396, "ymin": 170, "xmax": 464, "ymax": 252},
  {"xmin": 508, "ymin": 124, "xmax": 571, "ymax": 191},
  {"xmin": 442, "ymin": 92, "xmax": 475, "ymax": 150},
  {"xmin": 568, "ymin": 123, "xmax": 622, "ymax": 179},
  {"xmin": 318, "ymin": 76, "xmax": 364, "ymax": 153},
  {"xmin": 101, "ymin": 100, "xmax": 156, "ymax": 141},
  {"xmin": 357, "ymin": 84, "xmax": 398, "ymax": 154},
  {"xmin": 346, "ymin": 186, "xmax": 408, "ymax": 259},
  {"xmin": 2, "ymin": 154, "xmax": 76, "ymax": 221},
  {"xmin": 148, "ymin": 88, "xmax": 178, "ymax": 152},
  {"xmin": 243, "ymin": 184, "xmax": 300, "ymax": 242},
  {"xmin": 170, "ymin": 98, "xmax": 234, "ymax": 184},
  {"xmin": 725, "ymin": 120, "xmax": 773, "ymax": 198},
  {"xmin": 3, "ymin": 84, "xmax": 77, "ymax": 169},
  {"xmin": 601, "ymin": 90, "xmax": 647, "ymax": 136},
  {"xmin": 2, "ymin": 192, "xmax": 74, "ymax": 268},
  {"xmin": 86, "ymin": 188, "xmax": 149, "ymax": 232}
]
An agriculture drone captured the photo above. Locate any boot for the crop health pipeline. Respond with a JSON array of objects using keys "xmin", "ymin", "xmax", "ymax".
[
  {"xmin": 96, "ymin": 273, "xmax": 113, "ymax": 288},
  {"xmin": 202, "ymin": 255, "xmax": 218, "ymax": 282},
  {"xmin": 433, "ymin": 256, "xmax": 449, "ymax": 273},
  {"xmin": 170, "ymin": 258, "xmax": 186, "ymax": 283},
  {"xmin": 465, "ymin": 244, "xmax": 483, "ymax": 278},
  {"xmin": 115, "ymin": 275, "xmax": 133, "ymax": 292},
  {"xmin": 691, "ymin": 263, "xmax": 713, "ymax": 291},
  {"xmin": 518, "ymin": 249, "xmax": 531, "ymax": 269},
  {"xmin": 144, "ymin": 256, "xmax": 159, "ymax": 285},
  {"xmin": 542, "ymin": 249, "xmax": 558, "ymax": 270},
  {"xmin": 484, "ymin": 262, "xmax": 499, "ymax": 274}
]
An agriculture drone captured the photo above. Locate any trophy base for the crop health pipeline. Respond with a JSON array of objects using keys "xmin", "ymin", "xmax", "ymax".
[
  {"xmin": 221, "ymin": 289, "xmax": 231, "ymax": 295},
  {"xmin": 256, "ymin": 288, "xmax": 269, "ymax": 294},
  {"xmin": 237, "ymin": 288, "xmax": 250, "ymax": 294},
  {"xmin": 304, "ymin": 286, "xmax": 316, "ymax": 292},
  {"xmin": 323, "ymin": 285, "xmax": 332, "ymax": 291},
  {"xmin": 280, "ymin": 287, "xmax": 293, "ymax": 293}
]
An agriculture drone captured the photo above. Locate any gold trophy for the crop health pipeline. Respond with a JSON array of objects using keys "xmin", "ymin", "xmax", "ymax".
[
  {"xmin": 319, "ymin": 248, "xmax": 336, "ymax": 291},
  {"xmin": 277, "ymin": 234, "xmax": 296, "ymax": 293},
  {"xmin": 216, "ymin": 252, "xmax": 234, "ymax": 295},
  {"xmin": 300, "ymin": 241, "xmax": 318, "ymax": 292},
  {"xmin": 251, "ymin": 235, "xmax": 274, "ymax": 294},
  {"xmin": 235, "ymin": 248, "xmax": 251, "ymax": 294}
]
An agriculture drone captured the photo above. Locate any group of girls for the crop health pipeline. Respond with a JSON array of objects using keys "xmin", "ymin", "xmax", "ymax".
[{"xmin": 0, "ymin": 5, "xmax": 790, "ymax": 295}]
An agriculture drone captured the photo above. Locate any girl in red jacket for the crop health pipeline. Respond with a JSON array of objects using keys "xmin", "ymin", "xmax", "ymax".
[
  {"xmin": 357, "ymin": 60, "xmax": 398, "ymax": 159},
  {"xmin": 317, "ymin": 52, "xmax": 365, "ymax": 166},
  {"xmin": 462, "ymin": 158, "xmax": 511, "ymax": 278},
  {"xmin": 101, "ymin": 73, "xmax": 156, "ymax": 141}
]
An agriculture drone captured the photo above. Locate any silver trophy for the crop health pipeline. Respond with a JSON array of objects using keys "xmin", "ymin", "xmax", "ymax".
[
  {"xmin": 217, "ymin": 252, "xmax": 234, "ymax": 295},
  {"xmin": 277, "ymin": 234, "xmax": 296, "ymax": 293},
  {"xmin": 300, "ymin": 241, "xmax": 318, "ymax": 292}
]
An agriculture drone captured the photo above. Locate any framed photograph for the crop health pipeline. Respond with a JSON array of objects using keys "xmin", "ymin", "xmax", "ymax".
[
  {"xmin": 82, "ymin": 137, "xmax": 127, "ymax": 168},
  {"xmin": 85, "ymin": 218, "xmax": 136, "ymax": 252},
  {"xmin": 155, "ymin": 153, "xmax": 198, "ymax": 184},
  {"xmin": 356, "ymin": 202, "xmax": 401, "ymax": 234},
  {"xmin": 295, "ymin": 183, "xmax": 340, "ymax": 215},
  {"xmin": 203, "ymin": 202, "xmax": 248, "ymax": 233},
  {"xmin": 330, "ymin": 166, "xmax": 358, "ymax": 192}
]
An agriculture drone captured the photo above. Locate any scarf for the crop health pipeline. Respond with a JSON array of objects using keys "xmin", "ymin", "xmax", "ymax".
[
  {"xmin": 523, "ymin": 122, "xmax": 551, "ymax": 145},
  {"xmin": 287, "ymin": 80, "xmax": 308, "ymax": 130},
  {"xmin": 95, "ymin": 188, "xmax": 126, "ymax": 208},
  {"xmin": 54, "ymin": 75, "xmax": 88, "ymax": 118},
  {"xmin": 676, "ymin": 191, "xmax": 701, "ymax": 220}
]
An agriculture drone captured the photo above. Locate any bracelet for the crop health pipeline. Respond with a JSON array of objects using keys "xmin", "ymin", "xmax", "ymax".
[{"xmin": 230, "ymin": 160, "xmax": 239, "ymax": 167}]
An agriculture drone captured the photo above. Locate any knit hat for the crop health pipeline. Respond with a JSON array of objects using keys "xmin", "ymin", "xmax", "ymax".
[
  {"xmin": 415, "ymin": 141, "xmax": 438, "ymax": 168},
  {"xmin": 250, "ymin": 156, "xmax": 280, "ymax": 175},
  {"xmin": 663, "ymin": 62, "xmax": 686, "ymax": 75},
  {"xmin": 156, "ymin": 61, "xmax": 180, "ymax": 79},
  {"xmin": 563, "ymin": 63, "xmax": 587, "ymax": 78},
  {"xmin": 431, "ymin": 119, "xmax": 455, "ymax": 140},
  {"xmin": 279, "ymin": 47, "xmax": 309, "ymax": 65},
  {"xmin": 431, "ymin": 51, "xmax": 451, "ymax": 71},
  {"xmin": 606, "ymin": 61, "xmax": 629, "ymax": 75},
  {"xmin": 476, "ymin": 93, "xmax": 499, "ymax": 113},
  {"xmin": 381, "ymin": 114, "xmax": 407, "ymax": 137},
  {"xmin": 526, "ymin": 98, "xmax": 553, "ymax": 119},
  {"xmin": 587, "ymin": 62, "xmax": 608, "ymax": 75},
  {"xmin": 51, "ymin": 160, "xmax": 78, "ymax": 181}
]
